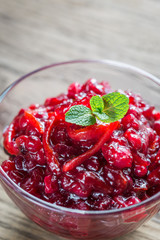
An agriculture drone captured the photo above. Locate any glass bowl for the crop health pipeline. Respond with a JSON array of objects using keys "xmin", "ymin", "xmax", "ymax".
[{"xmin": 0, "ymin": 60, "xmax": 160, "ymax": 240}]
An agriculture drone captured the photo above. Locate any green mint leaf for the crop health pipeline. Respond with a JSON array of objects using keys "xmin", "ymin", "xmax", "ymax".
[
  {"xmin": 90, "ymin": 95, "xmax": 104, "ymax": 113},
  {"xmin": 102, "ymin": 92, "xmax": 129, "ymax": 123},
  {"xmin": 65, "ymin": 105, "xmax": 96, "ymax": 126},
  {"xmin": 92, "ymin": 111, "xmax": 109, "ymax": 122}
]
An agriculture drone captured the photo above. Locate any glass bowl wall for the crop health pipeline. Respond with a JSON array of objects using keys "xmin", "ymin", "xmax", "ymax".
[{"xmin": 0, "ymin": 60, "xmax": 160, "ymax": 240}]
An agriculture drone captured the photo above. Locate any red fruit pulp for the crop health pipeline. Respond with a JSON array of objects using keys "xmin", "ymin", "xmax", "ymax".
[{"xmin": 1, "ymin": 78, "xmax": 160, "ymax": 211}]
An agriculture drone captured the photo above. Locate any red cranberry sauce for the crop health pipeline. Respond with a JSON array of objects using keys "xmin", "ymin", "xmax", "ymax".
[{"xmin": 2, "ymin": 79, "xmax": 160, "ymax": 210}]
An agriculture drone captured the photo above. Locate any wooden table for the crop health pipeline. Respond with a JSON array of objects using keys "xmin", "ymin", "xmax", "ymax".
[{"xmin": 0, "ymin": 0, "xmax": 160, "ymax": 239}]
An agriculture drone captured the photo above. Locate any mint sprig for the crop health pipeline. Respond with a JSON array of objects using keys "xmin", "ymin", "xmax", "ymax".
[
  {"xmin": 90, "ymin": 95, "xmax": 104, "ymax": 112},
  {"xmin": 102, "ymin": 92, "xmax": 130, "ymax": 123},
  {"xmin": 65, "ymin": 92, "xmax": 129, "ymax": 126},
  {"xmin": 65, "ymin": 105, "xmax": 96, "ymax": 126}
]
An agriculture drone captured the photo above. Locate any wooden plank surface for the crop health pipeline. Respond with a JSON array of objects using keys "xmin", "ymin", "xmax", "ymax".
[{"xmin": 0, "ymin": 0, "xmax": 160, "ymax": 239}]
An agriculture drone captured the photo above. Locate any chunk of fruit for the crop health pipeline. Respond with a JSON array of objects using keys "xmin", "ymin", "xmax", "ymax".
[
  {"xmin": 122, "ymin": 114, "xmax": 139, "ymax": 131},
  {"xmin": 44, "ymin": 175, "xmax": 58, "ymax": 194},
  {"xmin": 67, "ymin": 83, "xmax": 82, "ymax": 99},
  {"xmin": 82, "ymin": 78, "xmax": 104, "ymax": 94},
  {"xmin": 102, "ymin": 141, "xmax": 133, "ymax": 169},
  {"xmin": 104, "ymin": 167, "xmax": 129, "ymax": 195},
  {"xmin": 154, "ymin": 121, "xmax": 160, "ymax": 135},
  {"xmin": 125, "ymin": 129, "xmax": 142, "ymax": 151},
  {"xmin": 148, "ymin": 167, "xmax": 160, "ymax": 186}
]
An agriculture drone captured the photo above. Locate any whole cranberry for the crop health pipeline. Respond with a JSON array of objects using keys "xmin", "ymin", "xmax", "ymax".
[
  {"xmin": 67, "ymin": 82, "xmax": 82, "ymax": 99},
  {"xmin": 122, "ymin": 114, "xmax": 139, "ymax": 131},
  {"xmin": 102, "ymin": 141, "xmax": 133, "ymax": 169},
  {"xmin": 44, "ymin": 175, "xmax": 59, "ymax": 194},
  {"xmin": 154, "ymin": 121, "xmax": 160, "ymax": 135},
  {"xmin": 125, "ymin": 129, "xmax": 142, "ymax": 151}
]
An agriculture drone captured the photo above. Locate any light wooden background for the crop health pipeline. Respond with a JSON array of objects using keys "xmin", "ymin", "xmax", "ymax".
[{"xmin": 0, "ymin": 0, "xmax": 160, "ymax": 239}]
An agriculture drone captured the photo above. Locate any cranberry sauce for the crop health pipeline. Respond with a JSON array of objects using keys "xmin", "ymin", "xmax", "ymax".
[{"xmin": 2, "ymin": 79, "xmax": 160, "ymax": 210}]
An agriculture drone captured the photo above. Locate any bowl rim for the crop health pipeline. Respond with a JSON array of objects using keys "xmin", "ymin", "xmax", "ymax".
[{"xmin": 0, "ymin": 59, "xmax": 160, "ymax": 215}]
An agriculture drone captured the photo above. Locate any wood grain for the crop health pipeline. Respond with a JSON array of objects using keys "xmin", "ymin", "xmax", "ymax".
[{"xmin": 0, "ymin": 0, "xmax": 160, "ymax": 240}]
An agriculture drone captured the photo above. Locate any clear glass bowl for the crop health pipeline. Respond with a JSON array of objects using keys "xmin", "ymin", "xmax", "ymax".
[{"xmin": 0, "ymin": 60, "xmax": 160, "ymax": 240}]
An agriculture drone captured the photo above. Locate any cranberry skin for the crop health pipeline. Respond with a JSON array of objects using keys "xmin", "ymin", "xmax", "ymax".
[
  {"xmin": 125, "ymin": 129, "xmax": 142, "ymax": 151},
  {"xmin": 139, "ymin": 114, "xmax": 148, "ymax": 125},
  {"xmin": 67, "ymin": 83, "xmax": 82, "ymax": 99},
  {"xmin": 148, "ymin": 154, "xmax": 158, "ymax": 172},
  {"xmin": 21, "ymin": 176, "xmax": 36, "ymax": 193},
  {"xmin": 21, "ymin": 167, "xmax": 45, "ymax": 194},
  {"xmin": 114, "ymin": 195, "xmax": 141, "ymax": 208},
  {"xmin": 16, "ymin": 135, "xmax": 28, "ymax": 152},
  {"xmin": 26, "ymin": 148, "xmax": 46, "ymax": 165},
  {"xmin": 29, "ymin": 104, "xmax": 40, "ymax": 110},
  {"xmin": 82, "ymin": 78, "xmax": 104, "ymax": 94},
  {"xmin": 34, "ymin": 111, "xmax": 48, "ymax": 121},
  {"xmin": 61, "ymin": 174, "xmax": 91, "ymax": 198},
  {"xmin": 84, "ymin": 156, "xmax": 100, "ymax": 172},
  {"xmin": 133, "ymin": 153, "xmax": 150, "ymax": 167},
  {"xmin": 102, "ymin": 141, "xmax": 133, "ymax": 169},
  {"xmin": 104, "ymin": 166, "xmax": 129, "ymax": 195},
  {"xmin": 110, "ymin": 133, "xmax": 128, "ymax": 146},
  {"xmin": 134, "ymin": 165, "xmax": 148, "ymax": 177},
  {"xmin": 148, "ymin": 135, "xmax": 160, "ymax": 154},
  {"xmin": 44, "ymin": 94, "xmax": 67, "ymax": 107},
  {"xmin": 153, "ymin": 110, "xmax": 160, "ymax": 120},
  {"xmin": 114, "ymin": 196, "xmax": 127, "ymax": 208},
  {"xmin": 148, "ymin": 167, "xmax": 160, "ymax": 186},
  {"xmin": 139, "ymin": 127, "xmax": 151, "ymax": 154},
  {"xmin": 35, "ymin": 148, "xmax": 46, "ymax": 165},
  {"xmin": 76, "ymin": 200, "xmax": 90, "ymax": 210},
  {"xmin": 54, "ymin": 143, "xmax": 75, "ymax": 163},
  {"xmin": 16, "ymin": 135, "xmax": 42, "ymax": 153},
  {"xmin": 146, "ymin": 127, "xmax": 156, "ymax": 144},
  {"xmin": 78, "ymin": 171, "xmax": 112, "ymax": 195},
  {"xmin": 154, "ymin": 121, "xmax": 160, "ymax": 135},
  {"xmin": 94, "ymin": 196, "xmax": 112, "ymax": 210},
  {"xmin": 125, "ymin": 196, "xmax": 141, "ymax": 206},
  {"xmin": 156, "ymin": 150, "xmax": 160, "ymax": 163},
  {"xmin": 19, "ymin": 114, "xmax": 29, "ymax": 130},
  {"xmin": 127, "ymin": 104, "xmax": 141, "ymax": 118},
  {"xmin": 142, "ymin": 105, "xmax": 154, "ymax": 120},
  {"xmin": 26, "ymin": 136, "xmax": 42, "ymax": 152},
  {"xmin": 9, "ymin": 170, "xmax": 24, "ymax": 184},
  {"xmin": 122, "ymin": 114, "xmax": 139, "ymax": 131},
  {"xmin": 126, "ymin": 91, "xmax": 142, "ymax": 107},
  {"xmin": 26, "ymin": 125, "xmax": 42, "ymax": 138},
  {"xmin": 24, "ymin": 157, "xmax": 37, "ymax": 171},
  {"xmin": 148, "ymin": 185, "xmax": 160, "ymax": 197},
  {"xmin": 44, "ymin": 175, "xmax": 58, "ymax": 194},
  {"xmin": 14, "ymin": 155, "xmax": 25, "ymax": 171},
  {"xmin": 1, "ymin": 159, "xmax": 15, "ymax": 172},
  {"xmin": 133, "ymin": 179, "xmax": 148, "ymax": 192},
  {"xmin": 50, "ymin": 122, "xmax": 70, "ymax": 145}
]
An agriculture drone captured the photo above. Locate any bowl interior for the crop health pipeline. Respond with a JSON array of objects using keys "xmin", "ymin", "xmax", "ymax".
[
  {"xmin": 0, "ymin": 60, "xmax": 160, "ymax": 195},
  {"xmin": 0, "ymin": 60, "xmax": 160, "ymax": 239},
  {"xmin": 0, "ymin": 60, "xmax": 159, "ymax": 165}
]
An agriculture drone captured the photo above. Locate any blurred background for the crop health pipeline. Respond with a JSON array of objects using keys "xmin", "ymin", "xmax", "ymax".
[
  {"xmin": 0, "ymin": 1, "xmax": 160, "ymax": 240},
  {"xmin": 0, "ymin": 0, "xmax": 160, "ymax": 90}
]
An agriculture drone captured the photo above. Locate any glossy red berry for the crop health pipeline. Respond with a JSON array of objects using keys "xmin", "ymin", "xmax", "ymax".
[
  {"xmin": 154, "ymin": 121, "xmax": 160, "ymax": 135},
  {"xmin": 102, "ymin": 141, "xmax": 133, "ymax": 169},
  {"xmin": 122, "ymin": 114, "xmax": 139, "ymax": 131}
]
